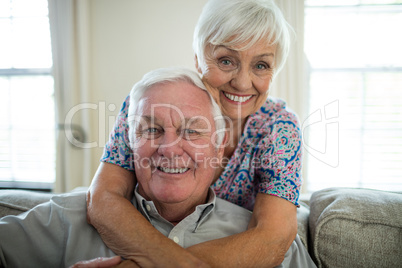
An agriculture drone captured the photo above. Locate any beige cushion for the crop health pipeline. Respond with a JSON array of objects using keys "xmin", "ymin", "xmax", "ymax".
[{"xmin": 309, "ymin": 188, "xmax": 402, "ymax": 268}]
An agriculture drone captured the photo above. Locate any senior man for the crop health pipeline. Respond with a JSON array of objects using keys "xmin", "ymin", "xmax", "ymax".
[
  {"xmin": 0, "ymin": 67, "xmax": 314, "ymax": 268},
  {"xmin": 0, "ymin": 67, "xmax": 248, "ymax": 267}
]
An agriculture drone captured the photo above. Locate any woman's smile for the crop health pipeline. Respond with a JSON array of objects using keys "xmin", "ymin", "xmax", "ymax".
[{"xmin": 222, "ymin": 91, "xmax": 254, "ymax": 104}]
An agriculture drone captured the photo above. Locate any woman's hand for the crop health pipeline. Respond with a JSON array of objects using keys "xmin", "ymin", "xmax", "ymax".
[{"xmin": 70, "ymin": 256, "xmax": 124, "ymax": 268}]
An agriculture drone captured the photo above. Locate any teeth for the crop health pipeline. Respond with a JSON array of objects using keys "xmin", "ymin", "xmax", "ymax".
[
  {"xmin": 159, "ymin": 167, "xmax": 189, "ymax": 174},
  {"xmin": 224, "ymin": 92, "xmax": 252, "ymax": 103}
]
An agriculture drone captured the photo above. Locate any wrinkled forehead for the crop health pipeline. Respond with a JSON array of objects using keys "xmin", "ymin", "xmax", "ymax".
[{"xmin": 135, "ymin": 85, "xmax": 215, "ymax": 127}]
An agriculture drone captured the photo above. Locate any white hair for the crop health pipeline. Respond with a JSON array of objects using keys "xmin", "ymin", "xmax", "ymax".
[
  {"xmin": 193, "ymin": 0, "xmax": 291, "ymax": 76},
  {"xmin": 128, "ymin": 67, "xmax": 225, "ymax": 148}
]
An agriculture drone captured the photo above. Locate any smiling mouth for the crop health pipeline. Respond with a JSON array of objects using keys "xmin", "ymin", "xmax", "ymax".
[
  {"xmin": 157, "ymin": 167, "xmax": 190, "ymax": 174},
  {"xmin": 223, "ymin": 91, "xmax": 253, "ymax": 103}
]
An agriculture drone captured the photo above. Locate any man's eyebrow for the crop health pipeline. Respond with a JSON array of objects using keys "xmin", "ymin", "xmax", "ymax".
[
  {"xmin": 141, "ymin": 115, "xmax": 153, "ymax": 122},
  {"xmin": 137, "ymin": 115, "xmax": 161, "ymax": 125},
  {"xmin": 136, "ymin": 115, "xmax": 211, "ymax": 128},
  {"xmin": 183, "ymin": 117, "xmax": 211, "ymax": 128}
]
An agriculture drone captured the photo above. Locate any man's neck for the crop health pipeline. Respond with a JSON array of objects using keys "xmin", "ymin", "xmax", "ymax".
[
  {"xmin": 157, "ymin": 203, "xmax": 197, "ymax": 226},
  {"xmin": 136, "ymin": 187, "xmax": 211, "ymax": 226}
]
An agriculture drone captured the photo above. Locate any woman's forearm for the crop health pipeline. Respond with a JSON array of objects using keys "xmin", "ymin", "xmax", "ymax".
[
  {"xmin": 187, "ymin": 194, "xmax": 297, "ymax": 268},
  {"xmin": 86, "ymin": 164, "xmax": 296, "ymax": 267},
  {"xmin": 87, "ymin": 163, "xmax": 208, "ymax": 267}
]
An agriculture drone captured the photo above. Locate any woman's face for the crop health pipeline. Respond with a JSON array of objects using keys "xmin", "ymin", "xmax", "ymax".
[{"xmin": 198, "ymin": 39, "xmax": 276, "ymax": 121}]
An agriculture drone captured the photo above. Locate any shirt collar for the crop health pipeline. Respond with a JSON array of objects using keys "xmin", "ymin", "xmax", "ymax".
[{"xmin": 133, "ymin": 186, "xmax": 216, "ymax": 231}]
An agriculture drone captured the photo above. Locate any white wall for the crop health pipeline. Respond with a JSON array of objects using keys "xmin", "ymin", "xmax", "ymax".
[{"xmin": 84, "ymin": 0, "xmax": 208, "ymax": 183}]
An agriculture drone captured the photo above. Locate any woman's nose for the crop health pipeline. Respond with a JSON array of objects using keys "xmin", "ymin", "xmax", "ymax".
[
  {"xmin": 157, "ymin": 131, "xmax": 184, "ymax": 159},
  {"xmin": 230, "ymin": 67, "xmax": 252, "ymax": 91}
]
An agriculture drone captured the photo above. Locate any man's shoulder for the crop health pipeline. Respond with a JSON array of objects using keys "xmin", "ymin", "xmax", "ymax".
[
  {"xmin": 50, "ymin": 191, "xmax": 87, "ymax": 210},
  {"xmin": 214, "ymin": 198, "xmax": 252, "ymax": 221}
]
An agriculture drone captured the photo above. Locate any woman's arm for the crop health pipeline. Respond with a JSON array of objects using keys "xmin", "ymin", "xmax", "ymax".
[
  {"xmin": 187, "ymin": 193, "xmax": 297, "ymax": 268},
  {"xmin": 86, "ymin": 162, "xmax": 208, "ymax": 267}
]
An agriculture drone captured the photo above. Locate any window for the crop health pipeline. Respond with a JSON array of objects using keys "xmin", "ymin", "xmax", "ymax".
[
  {"xmin": 304, "ymin": 0, "xmax": 402, "ymax": 192},
  {"xmin": 0, "ymin": 0, "xmax": 55, "ymax": 189}
]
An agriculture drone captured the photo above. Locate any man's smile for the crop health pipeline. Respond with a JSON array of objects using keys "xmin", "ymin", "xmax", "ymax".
[{"xmin": 157, "ymin": 166, "xmax": 190, "ymax": 174}]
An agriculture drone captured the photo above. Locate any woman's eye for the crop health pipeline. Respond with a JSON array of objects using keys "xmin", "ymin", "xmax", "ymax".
[
  {"xmin": 221, "ymin": 59, "xmax": 232, "ymax": 65},
  {"xmin": 217, "ymin": 57, "xmax": 236, "ymax": 70},
  {"xmin": 256, "ymin": 62, "xmax": 269, "ymax": 70}
]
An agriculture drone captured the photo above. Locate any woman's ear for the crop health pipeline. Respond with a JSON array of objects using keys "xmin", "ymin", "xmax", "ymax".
[{"xmin": 194, "ymin": 54, "xmax": 202, "ymax": 73}]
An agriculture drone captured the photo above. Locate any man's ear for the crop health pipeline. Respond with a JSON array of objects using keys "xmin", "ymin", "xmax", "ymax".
[{"xmin": 194, "ymin": 54, "xmax": 202, "ymax": 74}]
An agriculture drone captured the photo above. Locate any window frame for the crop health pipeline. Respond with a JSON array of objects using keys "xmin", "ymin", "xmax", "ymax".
[
  {"xmin": 304, "ymin": 2, "xmax": 402, "ymax": 193},
  {"xmin": 0, "ymin": 67, "xmax": 55, "ymax": 191},
  {"xmin": 0, "ymin": 0, "xmax": 55, "ymax": 191}
]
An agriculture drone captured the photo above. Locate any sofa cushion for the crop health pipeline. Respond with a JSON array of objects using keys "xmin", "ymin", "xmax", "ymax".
[
  {"xmin": 309, "ymin": 187, "xmax": 402, "ymax": 268},
  {"xmin": 0, "ymin": 190, "xmax": 55, "ymax": 218}
]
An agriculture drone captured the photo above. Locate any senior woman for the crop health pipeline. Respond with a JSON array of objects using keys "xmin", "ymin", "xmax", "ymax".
[{"xmin": 87, "ymin": 0, "xmax": 303, "ymax": 267}]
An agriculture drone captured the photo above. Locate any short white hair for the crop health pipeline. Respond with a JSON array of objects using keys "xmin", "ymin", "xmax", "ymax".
[
  {"xmin": 193, "ymin": 0, "xmax": 291, "ymax": 76},
  {"xmin": 128, "ymin": 67, "xmax": 225, "ymax": 148}
]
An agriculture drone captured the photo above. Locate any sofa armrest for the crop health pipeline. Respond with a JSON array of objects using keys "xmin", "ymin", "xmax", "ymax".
[{"xmin": 309, "ymin": 187, "xmax": 402, "ymax": 268}]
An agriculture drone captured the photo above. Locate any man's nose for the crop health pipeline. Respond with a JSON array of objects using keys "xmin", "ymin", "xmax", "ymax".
[
  {"xmin": 230, "ymin": 67, "xmax": 252, "ymax": 91},
  {"xmin": 157, "ymin": 131, "xmax": 184, "ymax": 159}
]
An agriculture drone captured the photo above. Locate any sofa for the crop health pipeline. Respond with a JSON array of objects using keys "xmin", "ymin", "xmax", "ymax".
[{"xmin": 1, "ymin": 187, "xmax": 401, "ymax": 267}]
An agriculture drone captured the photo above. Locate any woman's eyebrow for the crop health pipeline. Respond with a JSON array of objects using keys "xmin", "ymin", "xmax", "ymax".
[
  {"xmin": 259, "ymin": 53, "xmax": 275, "ymax": 58},
  {"xmin": 215, "ymin": 45, "xmax": 237, "ymax": 54},
  {"xmin": 215, "ymin": 45, "xmax": 275, "ymax": 58}
]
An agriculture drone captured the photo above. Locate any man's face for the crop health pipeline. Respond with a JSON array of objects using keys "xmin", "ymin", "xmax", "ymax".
[{"xmin": 131, "ymin": 81, "xmax": 223, "ymax": 212}]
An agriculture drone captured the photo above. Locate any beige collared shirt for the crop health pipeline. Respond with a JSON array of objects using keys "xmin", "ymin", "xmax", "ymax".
[{"xmin": 134, "ymin": 187, "xmax": 252, "ymax": 248}]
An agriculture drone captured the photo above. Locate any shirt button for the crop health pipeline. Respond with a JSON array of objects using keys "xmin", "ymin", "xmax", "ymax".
[
  {"xmin": 173, "ymin": 236, "xmax": 179, "ymax": 244},
  {"xmin": 146, "ymin": 205, "xmax": 151, "ymax": 211}
]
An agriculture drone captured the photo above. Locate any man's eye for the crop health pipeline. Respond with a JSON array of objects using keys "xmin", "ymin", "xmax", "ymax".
[
  {"xmin": 139, "ymin": 127, "xmax": 162, "ymax": 139},
  {"xmin": 184, "ymin": 129, "xmax": 198, "ymax": 135},
  {"xmin": 145, "ymin": 128, "xmax": 158, "ymax": 133},
  {"xmin": 182, "ymin": 129, "xmax": 201, "ymax": 140}
]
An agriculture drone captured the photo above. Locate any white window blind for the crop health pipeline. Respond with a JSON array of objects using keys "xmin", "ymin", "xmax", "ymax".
[
  {"xmin": 0, "ymin": 0, "xmax": 55, "ymax": 189},
  {"xmin": 304, "ymin": 1, "xmax": 402, "ymax": 192}
]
